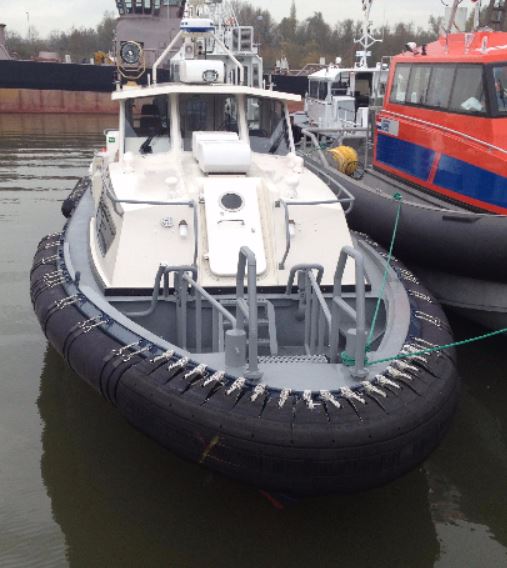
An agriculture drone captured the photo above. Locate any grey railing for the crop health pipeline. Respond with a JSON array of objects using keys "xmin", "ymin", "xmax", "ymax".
[
  {"xmin": 302, "ymin": 126, "xmax": 371, "ymax": 169},
  {"xmin": 124, "ymin": 248, "xmax": 262, "ymax": 379},
  {"xmin": 101, "ymin": 173, "xmax": 198, "ymax": 266},
  {"xmin": 329, "ymin": 246, "xmax": 367, "ymax": 379},
  {"xmin": 286, "ymin": 265, "xmax": 328, "ymax": 356},
  {"xmin": 286, "ymin": 249, "xmax": 368, "ymax": 378},
  {"xmin": 300, "ymin": 128, "xmax": 358, "ymax": 201},
  {"xmin": 276, "ymin": 197, "xmax": 354, "ymax": 270},
  {"xmin": 235, "ymin": 247, "xmax": 262, "ymax": 380}
]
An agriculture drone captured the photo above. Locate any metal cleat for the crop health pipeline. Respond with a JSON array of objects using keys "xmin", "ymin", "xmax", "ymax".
[
  {"xmin": 151, "ymin": 350, "xmax": 175, "ymax": 364},
  {"xmin": 167, "ymin": 357, "xmax": 189, "ymax": 375},
  {"xmin": 203, "ymin": 371, "xmax": 225, "ymax": 387},
  {"xmin": 54, "ymin": 295, "xmax": 81, "ymax": 310},
  {"xmin": 226, "ymin": 377, "xmax": 246, "ymax": 396},
  {"xmin": 320, "ymin": 390, "xmax": 341, "ymax": 409},
  {"xmin": 386, "ymin": 366, "xmax": 414, "ymax": 381},
  {"xmin": 41, "ymin": 254, "xmax": 59, "ymax": 265},
  {"xmin": 79, "ymin": 316, "xmax": 108, "ymax": 334},
  {"xmin": 375, "ymin": 375, "xmax": 401, "ymax": 390},
  {"xmin": 339, "ymin": 387, "xmax": 366, "ymax": 404},
  {"xmin": 399, "ymin": 268, "xmax": 420, "ymax": 284},
  {"xmin": 112, "ymin": 342, "xmax": 140, "ymax": 358},
  {"xmin": 415, "ymin": 311, "xmax": 443, "ymax": 328},
  {"xmin": 408, "ymin": 290, "xmax": 433, "ymax": 303},
  {"xmin": 184, "ymin": 364, "xmax": 207, "ymax": 381},
  {"xmin": 303, "ymin": 390, "xmax": 317, "ymax": 410},
  {"xmin": 361, "ymin": 381, "xmax": 387, "ymax": 398},
  {"xmin": 122, "ymin": 345, "xmax": 151, "ymax": 362},
  {"xmin": 251, "ymin": 383, "xmax": 267, "ymax": 402},
  {"xmin": 392, "ymin": 360, "xmax": 419, "ymax": 373},
  {"xmin": 278, "ymin": 388, "xmax": 291, "ymax": 409}
]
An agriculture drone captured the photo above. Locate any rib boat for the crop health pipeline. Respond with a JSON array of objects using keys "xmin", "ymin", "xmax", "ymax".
[
  {"xmin": 30, "ymin": 1, "xmax": 458, "ymax": 495},
  {"xmin": 304, "ymin": 0, "xmax": 507, "ymax": 329}
]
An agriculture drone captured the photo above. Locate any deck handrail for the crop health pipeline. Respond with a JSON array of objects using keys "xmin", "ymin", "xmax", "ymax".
[
  {"xmin": 235, "ymin": 247, "xmax": 262, "ymax": 380},
  {"xmin": 276, "ymin": 197, "xmax": 353, "ymax": 270},
  {"xmin": 103, "ymin": 180, "xmax": 199, "ymax": 266},
  {"xmin": 329, "ymin": 246, "xmax": 368, "ymax": 379}
]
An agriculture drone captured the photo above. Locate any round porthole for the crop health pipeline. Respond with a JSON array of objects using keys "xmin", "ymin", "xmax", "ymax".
[{"xmin": 220, "ymin": 192, "xmax": 244, "ymax": 212}]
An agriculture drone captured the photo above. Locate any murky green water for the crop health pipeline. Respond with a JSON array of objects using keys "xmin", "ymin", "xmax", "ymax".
[{"xmin": 1, "ymin": 114, "xmax": 507, "ymax": 567}]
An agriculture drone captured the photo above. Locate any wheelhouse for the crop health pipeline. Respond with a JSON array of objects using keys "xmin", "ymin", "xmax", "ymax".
[
  {"xmin": 375, "ymin": 31, "xmax": 507, "ymax": 214},
  {"xmin": 305, "ymin": 65, "xmax": 388, "ymax": 131},
  {"xmin": 388, "ymin": 59, "xmax": 507, "ymax": 118}
]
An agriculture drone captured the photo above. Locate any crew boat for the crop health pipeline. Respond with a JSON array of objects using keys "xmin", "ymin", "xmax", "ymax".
[
  {"xmin": 31, "ymin": 1, "xmax": 458, "ymax": 495},
  {"xmin": 304, "ymin": 0, "xmax": 507, "ymax": 329}
]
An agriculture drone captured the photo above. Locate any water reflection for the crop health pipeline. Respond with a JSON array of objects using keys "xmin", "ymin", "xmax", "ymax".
[
  {"xmin": 426, "ymin": 315, "xmax": 507, "ymax": 565},
  {"xmin": 39, "ymin": 346, "xmax": 439, "ymax": 568}
]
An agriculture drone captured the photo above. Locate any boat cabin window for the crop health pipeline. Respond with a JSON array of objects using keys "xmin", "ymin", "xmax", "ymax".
[
  {"xmin": 179, "ymin": 94, "xmax": 239, "ymax": 151},
  {"xmin": 448, "ymin": 65, "xmax": 485, "ymax": 114},
  {"xmin": 331, "ymin": 72, "xmax": 350, "ymax": 96},
  {"xmin": 389, "ymin": 63, "xmax": 487, "ymax": 115},
  {"xmin": 246, "ymin": 96, "xmax": 290, "ymax": 155},
  {"xmin": 390, "ymin": 63, "xmax": 410, "ymax": 104},
  {"xmin": 125, "ymin": 95, "xmax": 171, "ymax": 154},
  {"xmin": 308, "ymin": 80, "xmax": 328, "ymax": 100},
  {"xmin": 493, "ymin": 65, "xmax": 507, "ymax": 114},
  {"xmin": 318, "ymin": 82, "xmax": 328, "ymax": 100},
  {"xmin": 425, "ymin": 64, "xmax": 455, "ymax": 109},
  {"xmin": 406, "ymin": 65, "xmax": 431, "ymax": 105}
]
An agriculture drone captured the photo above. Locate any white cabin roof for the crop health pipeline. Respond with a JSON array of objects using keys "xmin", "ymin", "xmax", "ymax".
[
  {"xmin": 112, "ymin": 82, "xmax": 302, "ymax": 102},
  {"xmin": 309, "ymin": 66, "xmax": 379, "ymax": 81}
]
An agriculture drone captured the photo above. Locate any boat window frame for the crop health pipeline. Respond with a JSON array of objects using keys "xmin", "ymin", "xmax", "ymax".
[
  {"xmin": 123, "ymin": 94, "xmax": 172, "ymax": 154},
  {"xmin": 245, "ymin": 95, "xmax": 292, "ymax": 156},
  {"xmin": 486, "ymin": 62, "xmax": 507, "ymax": 118},
  {"xmin": 388, "ymin": 61, "xmax": 490, "ymax": 117},
  {"xmin": 308, "ymin": 80, "xmax": 319, "ymax": 99}
]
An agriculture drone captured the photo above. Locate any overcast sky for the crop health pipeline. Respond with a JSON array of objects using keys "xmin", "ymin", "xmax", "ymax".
[{"xmin": 2, "ymin": 0, "xmax": 453, "ymax": 37}]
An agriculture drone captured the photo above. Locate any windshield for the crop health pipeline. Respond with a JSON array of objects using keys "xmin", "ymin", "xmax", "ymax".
[
  {"xmin": 125, "ymin": 95, "xmax": 170, "ymax": 154},
  {"xmin": 493, "ymin": 65, "xmax": 507, "ymax": 114},
  {"xmin": 246, "ymin": 96, "xmax": 290, "ymax": 155},
  {"xmin": 179, "ymin": 94, "xmax": 239, "ymax": 151}
]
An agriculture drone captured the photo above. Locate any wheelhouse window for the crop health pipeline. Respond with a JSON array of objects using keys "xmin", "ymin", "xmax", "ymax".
[
  {"xmin": 425, "ymin": 64, "xmax": 455, "ymax": 109},
  {"xmin": 389, "ymin": 62, "xmax": 487, "ymax": 115},
  {"xmin": 493, "ymin": 65, "xmax": 507, "ymax": 114},
  {"xmin": 125, "ymin": 95, "xmax": 170, "ymax": 154},
  {"xmin": 179, "ymin": 94, "xmax": 239, "ymax": 151},
  {"xmin": 406, "ymin": 65, "xmax": 431, "ymax": 105},
  {"xmin": 448, "ymin": 65, "xmax": 485, "ymax": 114},
  {"xmin": 246, "ymin": 96, "xmax": 290, "ymax": 155},
  {"xmin": 331, "ymin": 72, "xmax": 351, "ymax": 96},
  {"xmin": 309, "ymin": 80, "xmax": 319, "ymax": 98},
  {"xmin": 390, "ymin": 64, "xmax": 410, "ymax": 104},
  {"xmin": 318, "ymin": 81, "xmax": 328, "ymax": 100}
]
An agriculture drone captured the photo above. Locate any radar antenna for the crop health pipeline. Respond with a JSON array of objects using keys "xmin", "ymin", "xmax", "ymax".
[{"xmin": 354, "ymin": 0, "xmax": 382, "ymax": 69}]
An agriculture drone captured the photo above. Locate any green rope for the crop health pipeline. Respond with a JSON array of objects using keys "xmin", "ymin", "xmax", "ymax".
[
  {"xmin": 367, "ymin": 326, "xmax": 507, "ymax": 367},
  {"xmin": 366, "ymin": 192, "xmax": 403, "ymax": 349}
]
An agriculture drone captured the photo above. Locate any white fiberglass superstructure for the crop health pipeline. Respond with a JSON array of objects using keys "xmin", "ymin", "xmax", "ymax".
[{"xmin": 90, "ymin": 12, "xmax": 356, "ymax": 291}]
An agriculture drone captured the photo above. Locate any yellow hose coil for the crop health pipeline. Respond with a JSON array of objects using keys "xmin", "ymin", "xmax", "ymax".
[{"xmin": 328, "ymin": 146, "xmax": 359, "ymax": 176}]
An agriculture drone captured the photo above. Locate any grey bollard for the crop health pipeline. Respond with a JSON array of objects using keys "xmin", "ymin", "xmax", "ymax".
[{"xmin": 225, "ymin": 328, "xmax": 247, "ymax": 369}]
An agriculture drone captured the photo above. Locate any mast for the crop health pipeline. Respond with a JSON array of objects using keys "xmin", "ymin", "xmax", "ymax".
[
  {"xmin": 354, "ymin": 0, "xmax": 381, "ymax": 69},
  {"xmin": 444, "ymin": 0, "xmax": 465, "ymax": 33}
]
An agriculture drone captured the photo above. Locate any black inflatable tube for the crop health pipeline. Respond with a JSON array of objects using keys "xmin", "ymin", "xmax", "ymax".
[{"xmin": 30, "ymin": 229, "xmax": 459, "ymax": 495}]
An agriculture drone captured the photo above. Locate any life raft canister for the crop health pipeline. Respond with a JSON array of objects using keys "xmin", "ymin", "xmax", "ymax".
[{"xmin": 328, "ymin": 145, "xmax": 359, "ymax": 176}]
